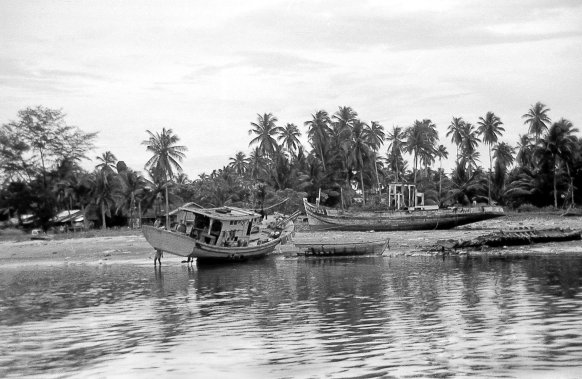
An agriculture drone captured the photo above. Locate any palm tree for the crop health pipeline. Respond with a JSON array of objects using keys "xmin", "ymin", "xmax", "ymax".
[
  {"xmin": 418, "ymin": 119, "xmax": 439, "ymax": 171},
  {"xmin": 333, "ymin": 106, "xmax": 358, "ymax": 133},
  {"xmin": 477, "ymin": 111, "xmax": 505, "ymax": 204},
  {"xmin": 278, "ymin": 123, "xmax": 302, "ymax": 156},
  {"xmin": 364, "ymin": 121, "xmax": 385, "ymax": 193},
  {"xmin": 516, "ymin": 134, "xmax": 534, "ymax": 168},
  {"xmin": 461, "ymin": 150, "xmax": 481, "ymax": 178},
  {"xmin": 539, "ymin": 118, "xmax": 579, "ymax": 207},
  {"xmin": 386, "ymin": 126, "xmax": 405, "ymax": 182},
  {"xmin": 447, "ymin": 117, "xmax": 465, "ymax": 160},
  {"xmin": 305, "ymin": 110, "xmax": 332, "ymax": 171},
  {"xmin": 117, "ymin": 168, "xmax": 149, "ymax": 228},
  {"xmin": 174, "ymin": 173, "xmax": 190, "ymax": 185},
  {"xmin": 142, "ymin": 128, "xmax": 187, "ymax": 228},
  {"xmin": 248, "ymin": 147, "xmax": 267, "ymax": 182},
  {"xmin": 492, "ymin": 142, "xmax": 515, "ymax": 203},
  {"xmin": 71, "ymin": 171, "xmax": 95, "ymax": 230},
  {"xmin": 91, "ymin": 169, "xmax": 120, "ymax": 229},
  {"xmin": 95, "ymin": 151, "xmax": 117, "ymax": 174},
  {"xmin": 229, "ymin": 151, "xmax": 249, "ymax": 176},
  {"xmin": 248, "ymin": 113, "xmax": 283, "ymax": 158},
  {"xmin": 349, "ymin": 121, "xmax": 372, "ymax": 204},
  {"xmin": 522, "ymin": 102, "xmax": 551, "ymax": 143},
  {"xmin": 459, "ymin": 122, "xmax": 481, "ymax": 177},
  {"xmin": 493, "ymin": 142, "xmax": 515, "ymax": 169},
  {"xmin": 404, "ymin": 119, "xmax": 438, "ymax": 186},
  {"xmin": 436, "ymin": 144, "xmax": 449, "ymax": 204}
]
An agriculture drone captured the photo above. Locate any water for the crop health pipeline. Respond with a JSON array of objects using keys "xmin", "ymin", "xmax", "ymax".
[{"xmin": 1, "ymin": 253, "xmax": 582, "ymax": 378}]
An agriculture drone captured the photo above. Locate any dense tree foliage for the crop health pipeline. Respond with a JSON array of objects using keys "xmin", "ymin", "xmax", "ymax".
[{"xmin": 1, "ymin": 102, "xmax": 581, "ymax": 231}]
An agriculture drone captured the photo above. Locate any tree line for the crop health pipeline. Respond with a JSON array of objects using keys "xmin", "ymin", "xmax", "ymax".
[{"xmin": 0, "ymin": 103, "xmax": 580, "ymax": 230}]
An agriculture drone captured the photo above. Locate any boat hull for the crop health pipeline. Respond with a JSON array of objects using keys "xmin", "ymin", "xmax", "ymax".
[
  {"xmin": 303, "ymin": 199, "xmax": 504, "ymax": 231},
  {"xmin": 142, "ymin": 226, "xmax": 283, "ymax": 262},
  {"xmin": 295, "ymin": 238, "xmax": 389, "ymax": 256}
]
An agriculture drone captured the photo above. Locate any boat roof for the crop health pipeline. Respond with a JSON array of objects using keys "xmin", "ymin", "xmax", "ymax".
[{"xmin": 178, "ymin": 205, "xmax": 260, "ymax": 220}]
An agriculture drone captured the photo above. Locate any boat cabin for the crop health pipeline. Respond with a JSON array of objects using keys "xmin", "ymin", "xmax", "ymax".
[{"xmin": 172, "ymin": 206, "xmax": 264, "ymax": 247}]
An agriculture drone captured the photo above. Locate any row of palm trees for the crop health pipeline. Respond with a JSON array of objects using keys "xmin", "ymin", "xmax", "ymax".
[
  {"xmin": 2, "ymin": 102, "xmax": 579, "ymax": 231},
  {"xmin": 228, "ymin": 102, "xmax": 579, "ymax": 209}
]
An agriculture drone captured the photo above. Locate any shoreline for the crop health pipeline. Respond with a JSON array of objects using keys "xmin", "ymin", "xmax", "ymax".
[{"xmin": 1, "ymin": 214, "xmax": 582, "ymax": 264}]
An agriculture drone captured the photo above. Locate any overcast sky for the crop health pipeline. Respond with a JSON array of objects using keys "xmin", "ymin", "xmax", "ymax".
[{"xmin": 1, "ymin": 0, "xmax": 581, "ymax": 178}]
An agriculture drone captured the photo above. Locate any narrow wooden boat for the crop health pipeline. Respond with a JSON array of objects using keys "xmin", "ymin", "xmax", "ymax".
[
  {"xmin": 294, "ymin": 237, "xmax": 389, "ymax": 256},
  {"xmin": 303, "ymin": 183, "xmax": 504, "ymax": 232},
  {"xmin": 452, "ymin": 227, "xmax": 582, "ymax": 249},
  {"xmin": 562, "ymin": 206, "xmax": 582, "ymax": 217},
  {"xmin": 142, "ymin": 206, "xmax": 298, "ymax": 262}
]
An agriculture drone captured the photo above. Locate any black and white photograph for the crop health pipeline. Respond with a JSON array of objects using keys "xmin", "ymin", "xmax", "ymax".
[{"xmin": 1, "ymin": 1, "xmax": 582, "ymax": 377}]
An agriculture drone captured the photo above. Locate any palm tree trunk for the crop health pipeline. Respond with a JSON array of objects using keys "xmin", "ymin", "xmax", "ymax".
[
  {"xmin": 129, "ymin": 194, "xmax": 135, "ymax": 228},
  {"xmin": 138, "ymin": 200, "xmax": 142, "ymax": 228},
  {"xmin": 488, "ymin": 146, "xmax": 492, "ymax": 205},
  {"xmin": 360, "ymin": 171, "xmax": 365, "ymax": 205},
  {"xmin": 101, "ymin": 202, "xmax": 106, "ymax": 229},
  {"xmin": 165, "ymin": 184, "xmax": 170, "ymax": 230},
  {"xmin": 413, "ymin": 153, "xmax": 418, "ymax": 186},
  {"xmin": 439, "ymin": 160, "xmax": 443, "ymax": 205},
  {"xmin": 373, "ymin": 152, "xmax": 381, "ymax": 194},
  {"xmin": 396, "ymin": 162, "xmax": 399, "ymax": 183},
  {"xmin": 40, "ymin": 149, "xmax": 47, "ymax": 189},
  {"xmin": 566, "ymin": 162, "xmax": 574, "ymax": 207},
  {"xmin": 553, "ymin": 159, "xmax": 558, "ymax": 208},
  {"xmin": 82, "ymin": 204, "xmax": 88, "ymax": 230}
]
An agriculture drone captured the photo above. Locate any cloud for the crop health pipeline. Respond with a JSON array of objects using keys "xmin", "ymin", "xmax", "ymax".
[
  {"xmin": 1, "ymin": 0, "xmax": 581, "ymax": 177},
  {"xmin": 220, "ymin": 0, "xmax": 582, "ymax": 53}
]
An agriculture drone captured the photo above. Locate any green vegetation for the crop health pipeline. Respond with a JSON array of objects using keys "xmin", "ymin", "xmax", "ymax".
[{"xmin": 1, "ymin": 103, "xmax": 580, "ymax": 231}]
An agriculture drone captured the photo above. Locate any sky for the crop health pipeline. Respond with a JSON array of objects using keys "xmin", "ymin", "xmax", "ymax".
[{"xmin": 1, "ymin": 0, "xmax": 582, "ymax": 178}]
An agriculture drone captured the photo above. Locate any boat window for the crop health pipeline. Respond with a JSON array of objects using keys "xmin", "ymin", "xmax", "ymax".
[
  {"xmin": 194, "ymin": 215, "xmax": 210, "ymax": 230},
  {"xmin": 246, "ymin": 221, "xmax": 253, "ymax": 235},
  {"xmin": 210, "ymin": 220, "xmax": 222, "ymax": 235}
]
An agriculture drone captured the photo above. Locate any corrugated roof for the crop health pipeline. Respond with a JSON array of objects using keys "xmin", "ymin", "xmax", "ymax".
[
  {"xmin": 177, "ymin": 205, "xmax": 260, "ymax": 220},
  {"xmin": 52, "ymin": 210, "xmax": 83, "ymax": 223}
]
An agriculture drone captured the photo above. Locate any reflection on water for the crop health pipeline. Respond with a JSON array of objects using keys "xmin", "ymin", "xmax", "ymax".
[{"xmin": 1, "ymin": 255, "xmax": 582, "ymax": 378}]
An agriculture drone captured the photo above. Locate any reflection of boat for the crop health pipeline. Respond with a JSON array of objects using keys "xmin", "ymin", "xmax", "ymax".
[
  {"xmin": 294, "ymin": 236, "xmax": 389, "ymax": 256},
  {"xmin": 303, "ymin": 183, "xmax": 505, "ymax": 231},
  {"xmin": 143, "ymin": 206, "xmax": 298, "ymax": 262}
]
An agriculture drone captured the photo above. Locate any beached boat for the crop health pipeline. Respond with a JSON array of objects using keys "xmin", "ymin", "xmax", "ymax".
[
  {"xmin": 142, "ymin": 205, "xmax": 299, "ymax": 262},
  {"xmin": 303, "ymin": 183, "xmax": 505, "ymax": 231},
  {"xmin": 451, "ymin": 227, "xmax": 582, "ymax": 249},
  {"xmin": 294, "ymin": 236, "xmax": 389, "ymax": 256},
  {"xmin": 30, "ymin": 229, "xmax": 53, "ymax": 241}
]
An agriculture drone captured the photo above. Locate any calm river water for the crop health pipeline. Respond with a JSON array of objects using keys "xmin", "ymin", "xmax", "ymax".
[{"xmin": 1, "ymin": 253, "xmax": 582, "ymax": 378}]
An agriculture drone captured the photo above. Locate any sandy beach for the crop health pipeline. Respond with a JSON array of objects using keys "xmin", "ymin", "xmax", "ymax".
[{"xmin": 1, "ymin": 213, "xmax": 582, "ymax": 264}]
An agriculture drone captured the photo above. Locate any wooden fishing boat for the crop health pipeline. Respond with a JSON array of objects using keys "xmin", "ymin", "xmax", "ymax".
[
  {"xmin": 142, "ymin": 205, "xmax": 299, "ymax": 263},
  {"xmin": 294, "ymin": 236, "xmax": 390, "ymax": 256},
  {"xmin": 303, "ymin": 183, "xmax": 505, "ymax": 231}
]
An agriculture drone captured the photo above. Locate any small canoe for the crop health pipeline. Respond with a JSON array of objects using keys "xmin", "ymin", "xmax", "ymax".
[{"xmin": 294, "ymin": 237, "xmax": 389, "ymax": 256}]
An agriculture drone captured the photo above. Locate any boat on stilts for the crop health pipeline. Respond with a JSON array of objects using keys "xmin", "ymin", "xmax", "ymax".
[
  {"xmin": 303, "ymin": 183, "xmax": 505, "ymax": 231},
  {"xmin": 143, "ymin": 205, "xmax": 299, "ymax": 263}
]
